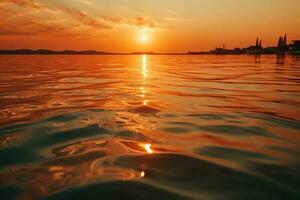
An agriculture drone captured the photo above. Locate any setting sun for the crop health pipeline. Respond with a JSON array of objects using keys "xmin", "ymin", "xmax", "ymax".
[
  {"xmin": 138, "ymin": 28, "xmax": 151, "ymax": 45},
  {"xmin": 141, "ymin": 35, "xmax": 148, "ymax": 41},
  {"xmin": 139, "ymin": 35, "xmax": 149, "ymax": 43}
]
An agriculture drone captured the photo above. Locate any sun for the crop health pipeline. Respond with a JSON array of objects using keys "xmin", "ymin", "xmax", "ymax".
[
  {"xmin": 137, "ymin": 28, "xmax": 152, "ymax": 45},
  {"xmin": 140, "ymin": 35, "xmax": 148, "ymax": 42}
]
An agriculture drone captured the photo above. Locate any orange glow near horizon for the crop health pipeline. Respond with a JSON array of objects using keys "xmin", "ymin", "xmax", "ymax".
[{"xmin": 0, "ymin": 0, "xmax": 299, "ymax": 52}]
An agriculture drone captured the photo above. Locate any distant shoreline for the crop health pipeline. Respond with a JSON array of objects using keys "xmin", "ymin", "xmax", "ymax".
[
  {"xmin": 0, "ymin": 49, "xmax": 299, "ymax": 55},
  {"xmin": 0, "ymin": 49, "xmax": 187, "ymax": 55}
]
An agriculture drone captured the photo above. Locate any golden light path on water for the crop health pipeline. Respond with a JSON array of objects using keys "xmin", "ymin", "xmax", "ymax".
[
  {"xmin": 141, "ymin": 54, "xmax": 148, "ymax": 106},
  {"xmin": 139, "ymin": 55, "xmax": 153, "ymax": 155},
  {"xmin": 87, "ymin": 54, "xmax": 152, "ymax": 184}
]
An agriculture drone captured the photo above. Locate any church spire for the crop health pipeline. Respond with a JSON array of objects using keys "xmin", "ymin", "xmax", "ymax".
[
  {"xmin": 278, "ymin": 36, "xmax": 282, "ymax": 47},
  {"xmin": 283, "ymin": 34, "xmax": 287, "ymax": 46},
  {"xmin": 259, "ymin": 40, "xmax": 262, "ymax": 48}
]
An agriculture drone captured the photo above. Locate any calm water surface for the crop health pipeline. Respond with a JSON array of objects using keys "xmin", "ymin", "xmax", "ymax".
[{"xmin": 0, "ymin": 55, "xmax": 300, "ymax": 200}]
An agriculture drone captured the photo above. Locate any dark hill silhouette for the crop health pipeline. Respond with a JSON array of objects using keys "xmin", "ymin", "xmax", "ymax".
[{"xmin": 0, "ymin": 49, "xmax": 110, "ymax": 55}]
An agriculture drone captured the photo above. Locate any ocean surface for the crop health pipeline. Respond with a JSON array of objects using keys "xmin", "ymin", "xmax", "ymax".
[{"xmin": 0, "ymin": 55, "xmax": 300, "ymax": 200}]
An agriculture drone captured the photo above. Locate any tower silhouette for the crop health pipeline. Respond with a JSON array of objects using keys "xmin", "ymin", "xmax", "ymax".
[
  {"xmin": 259, "ymin": 40, "xmax": 262, "ymax": 48},
  {"xmin": 278, "ymin": 36, "xmax": 282, "ymax": 48}
]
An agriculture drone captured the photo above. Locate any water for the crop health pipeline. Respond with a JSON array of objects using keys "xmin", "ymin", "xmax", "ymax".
[{"xmin": 0, "ymin": 55, "xmax": 300, "ymax": 200}]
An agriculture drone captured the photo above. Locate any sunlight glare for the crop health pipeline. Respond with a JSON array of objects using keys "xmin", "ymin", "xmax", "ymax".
[
  {"xmin": 141, "ymin": 35, "xmax": 148, "ymax": 42},
  {"xmin": 139, "ymin": 143, "xmax": 153, "ymax": 154},
  {"xmin": 142, "ymin": 54, "xmax": 147, "ymax": 78},
  {"xmin": 140, "ymin": 171, "xmax": 145, "ymax": 178},
  {"xmin": 138, "ymin": 28, "xmax": 151, "ymax": 44}
]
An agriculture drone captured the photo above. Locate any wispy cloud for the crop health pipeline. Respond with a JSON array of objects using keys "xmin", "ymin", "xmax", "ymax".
[
  {"xmin": 0, "ymin": 0, "xmax": 55, "ymax": 13},
  {"xmin": 0, "ymin": 22, "xmax": 66, "ymax": 36},
  {"xmin": 61, "ymin": 7, "xmax": 112, "ymax": 29},
  {"xmin": 0, "ymin": 0, "xmax": 163, "ymax": 37},
  {"xmin": 80, "ymin": 0, "xmax": 93, "ymax": 5},
  {"xmin": 133, "ymin": 16, "xmax": 156, "ymax": 28},
  {"xmin": 0, "ymin": 0, "xmax": 112, "ymax": 36}
]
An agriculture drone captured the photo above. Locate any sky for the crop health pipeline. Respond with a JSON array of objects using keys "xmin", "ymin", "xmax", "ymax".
[{"xmin": 0, "ymin": 0, "xmax": 300, "ymax": 52}]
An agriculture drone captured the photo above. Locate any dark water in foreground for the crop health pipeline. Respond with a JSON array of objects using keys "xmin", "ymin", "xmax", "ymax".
[{"xmin": 0, "ymin": 55, "xmax": 300, "ymax": 200}]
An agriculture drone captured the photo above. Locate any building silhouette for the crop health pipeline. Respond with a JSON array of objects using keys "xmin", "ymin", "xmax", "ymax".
[
  {"xmin": 291, "ymin": 40, "xmax": 300, "ymax": 54},
  {"xmin": 244, "ymin": 37, "xmax": 263, "ymax": 54},
  {"xmin": 277, "ymin": 34, "xmax": 289, "ymax": 54},
  {"xmin": 188, "ymin": 34, "xmax": 300, "ymax": 55}
]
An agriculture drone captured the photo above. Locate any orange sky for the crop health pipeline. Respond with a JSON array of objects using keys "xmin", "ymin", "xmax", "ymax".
[{"xmin": 0, "ymin": 0, "xmax": 300, "ymax": 53}]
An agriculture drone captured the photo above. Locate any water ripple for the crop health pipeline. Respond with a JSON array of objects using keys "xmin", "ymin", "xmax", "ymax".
[{"xmin": 0, "ymin": 55, "xmax": 300, "ymax": 199}]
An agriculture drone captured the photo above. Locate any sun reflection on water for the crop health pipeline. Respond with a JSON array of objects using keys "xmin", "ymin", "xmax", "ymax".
[
  {"xmin": 140, "ymin": 171, "xmax": 145, "ymax": 178},
  {"xmin": 139, "ymin": 143, "xmax": 153, "ymax": 154},
  {"xmin": 142, "ymin": 54, "xmax": 148, "ymax": 79},
  {"xmin": 141, "ymin": 54, "xmax": 148, "ymax": 106}
]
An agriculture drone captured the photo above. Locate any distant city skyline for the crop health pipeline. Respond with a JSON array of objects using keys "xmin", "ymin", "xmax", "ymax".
[{"xmin": 0, "ymin": 0, "xmax": 300, "ymax": 52}]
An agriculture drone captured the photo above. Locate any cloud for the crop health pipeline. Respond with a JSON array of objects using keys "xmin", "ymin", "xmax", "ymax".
[
  {"xmin": 62, "ymin": 7, "xmax": 112, "ymax": 29},
  {"xmin": 1, "ymin": 0, "xmax": 112, "ymax": 29},
  {"xmin": 0, "ymin": 0, "xmax": 162, "ymax": 37},
  {"xmin": 103, "ymin": 16, "xmax": 123, "ymax": 24},
  {"xmin": 0, "ymin": 0, "xmax": 112, "ymax": 36},
  {"xmin": 0, "ymin": 26, "xmax": 64, "ymax": 36},
  {"xmin": 80, "ymin": 0, "xmax": 93, "ymax": 5},
  {"xmin": 134, "ymin": 16, "xmax": 156, "ymax": 28},
  {"xmin": 0, "ymin": 16, "xmax": 80, "ymax": 37},
  {"xmin": 1, "ymin": 0, "xmax": 48, "ymax": 11}
]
